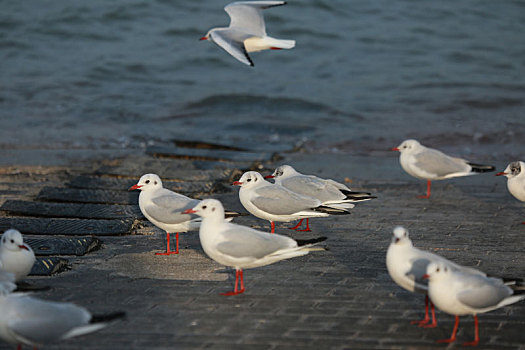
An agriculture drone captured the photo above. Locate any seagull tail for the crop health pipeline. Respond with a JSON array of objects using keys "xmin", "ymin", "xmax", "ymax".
[
  {"xmin": 313, "ymin": 205, "xmax": 350, "ymax": 215},
  {"xmin": 339, "ymin": 190, "xmax": 377, "ymax": 202},
  {"xmin": 225, "ymin": 210, "xmax": 248, "ymax": 218},
  {"xmin": 468, "ymin": 162, "xmax": 495, "ymax": 173},
  {"xmin": 296, "ymin": 236, "xmax": 327, "ymax": 247},
  {"xmin": 62, "ymin": 311, "xmax": 126, "ymax": 340},
  {"xmin": 265, "ymin": 37, "xmax": 295, "ymax": 49}
]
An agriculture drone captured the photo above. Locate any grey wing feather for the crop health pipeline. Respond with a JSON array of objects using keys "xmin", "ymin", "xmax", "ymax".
[
  {"xmin": 216, "ymin": 226, "xmax": 295, "ymax": 259},
  {"xmin": 210, "ymin": 30, "xmax": 253, "ymax": 66},
  {"xmin": 456, "ymin": 275, "xmax": 512, "ymax": 309},
  {"xmin": 9, "ymin": 296, "xmax": 90, "ymax": 344},
  {"xmin": 225, "ymin": 1, "xmax": 285, "ymax": 36},
  {"xmin": 282, "ymin": 176, "xmax": 344, "ymax": 202},
  {"xmin": 414, "ymin": 149, "xmax": 470, "ymax": 177},
  {"xmin": 252, "ymin": 185, "xmax": 321, "ymax": 215},
  {"xmin": 407, "ymin": 256, "xmax": 433, "ymax": 285},
  {"xmin": 147, "ymin": 192, "xmax": 199, "ymax": 224}
]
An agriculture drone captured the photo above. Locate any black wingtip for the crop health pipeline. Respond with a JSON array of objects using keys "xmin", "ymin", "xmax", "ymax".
[
  {"xmin": 225, "ymin": 211, "xmax": 249, "ymax": 218},
  {"xmin": 296, "ymin": 236, "xmax": 328, "ymax": 246},
  {"xmin": 90, "ymin": 311, "xmax": 126, "ymax": 324},
  {"xmin": 468, "ymin": 163, "xmax": 496, "ymax": 173},
  {"xmin": 314, "ymin": 205, "xmax": 350, "ymax": 215}
]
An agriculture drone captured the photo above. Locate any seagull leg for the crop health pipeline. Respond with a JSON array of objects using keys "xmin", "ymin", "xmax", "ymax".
[
  {"xmin": 288, "ymin": 219, "xmax": 304, "ymax": 230},
  {"xmin": 296, "ymin": 218, "xmax": 312, "ymax": 232},
  {"xmin": 421, "ymin": 299, "xmax": 437, "ymax": 328},
  {"xmin": 437, "ymin": 315, "xmax": 459, "ymax": 343},
  {"xmin": 17, "ymin": 344, "xmax": 22, "ymax": 350},
  {"xmin": 270, "ymin": 221, "xmax": 275, "ymax": 234},
  {"xmin": 418, "ymin": 180, "xmax": 432, "ymax": 199},
  {"xmin": 462, "ymin": 315, "xmax": 479, "ymax": 346},
  {"xmin": 411, "ymin": 295, "xmax": 430, "ymax": 326},
  {"xmin": 221, "ymin": 269, "xmax": 245, "ymax": 296},
  {"xmin": 155, "ymin": 232, "xmax": 179, "ymax": 255}
]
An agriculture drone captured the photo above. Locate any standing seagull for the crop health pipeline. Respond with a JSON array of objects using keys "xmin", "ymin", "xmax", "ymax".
[
  {"xmin": 392, "ymin": 139, "xmax": 495, "ymax": 198},
  {"xmin": 129, "ymin": 174, "xmax": 200, "ymax": 255},
  {"xmin": 496, "ymin": 161, "xmax": 525, "ymax": 224},
  {"xmin": 183, "ymin": 199, "xmax": 326, "ymax": 296},
  {"xmin": 265, "ymin": 165, "xmax": 376, "ymax": 231},
  {"xmin": 234, "ymin": 171, "xmax": 349, "ymax": 233},
  {"xmin": 200, "ymin": 1, "xmax": 295, "ymax": 66},
  {"xmin": 424, "ymin": 262, "xmax": 525, "ymax": 346},
  {"xmin": 0, "ymin": 293, "xmax": 125, "ymax": 349},
  {"xmin": 0, "ymin": 229, "xmax": 35, "ymax": 282},
  {"xmin": 386, "ymin": 226, "xmax": 486, "ymax": 328}
]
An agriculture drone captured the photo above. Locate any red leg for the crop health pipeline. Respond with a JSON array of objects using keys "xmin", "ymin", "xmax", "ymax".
[
  {"xmin": 155, "ymin": 232, "xmax": 179, "ymax": 255},
  {"xmin": 463, "ymin": 315, "xmax": 479, "ymax": 346},
  {"xmin": 221, "ymin": 269, "xmax": 245, "ymax": 296},
  {"xmin": 437, "ymin": 315, "xmax": 459, "ymax": 343},
  {"xmin": 288, "ymin": 219, "xmax": 304, "ymax": 230},
  {"xmin": 17, "ymin": 344, "xmax": 22, "ymax": 350},
  {"xmin": 270, "ymin": 221, "xmax": 275, "ymax": 234},
  {"xmin": 421, "ymin": 299, "xmax": 437, "ymax": 328},
  {"xmin": 418, "ymin": 180, "xmax": 432, "ymax": 199},
  {"xmin": 411, "ymin": 294, "xmax": 430, "ymax": 326},
  {"xmin": 297, "ymin": 218, "xmax": 312, "ymax": 232}
]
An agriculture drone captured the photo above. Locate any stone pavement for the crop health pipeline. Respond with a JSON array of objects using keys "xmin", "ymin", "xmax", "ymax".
[{"xmin": 0, "ymin": 151, "xmax": 524, "ymax": 350}]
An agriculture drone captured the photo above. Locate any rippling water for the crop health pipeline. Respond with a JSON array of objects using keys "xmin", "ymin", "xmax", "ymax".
[{"xmin": 1, "ymin": 0, "xmax": 524, "ymax": 159}]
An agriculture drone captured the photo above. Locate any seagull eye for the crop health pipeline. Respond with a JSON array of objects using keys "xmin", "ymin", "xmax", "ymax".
[
  {"xmin": 154, "ymin": 181, "xmax": 158, "ymax": 185},
  {"xmin": 212, "ymin": 207, "xmax": 215, "ymax": 212},
  {"xmin": 436, "ymin": 268, "xmax": 440, "ymax": 272},
  {"xmin": 202, "ymin": 205, "xmax": 207, "ymax": 210},
  {"xmin": 247, "ymin": 178, "xmax": 252, "ymax": 182},
  {"xmin": 10, "ymin": 239, "xmax": 14, "ymax": 244},
  {"xmin": 145, "ymin": 180, "xmax": 150, "ymax": 184}
]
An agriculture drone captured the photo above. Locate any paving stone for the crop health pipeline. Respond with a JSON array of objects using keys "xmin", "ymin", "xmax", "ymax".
[{"xmin": 0, "ymin": 217, "xmax": 133, "ymax": 235}]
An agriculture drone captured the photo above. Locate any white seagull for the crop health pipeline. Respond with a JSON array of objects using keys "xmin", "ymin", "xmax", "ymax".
[
  {"xmin": 200, "ymin": 1, "xmax": 295, "ymax": 66},
  {"xmin": 129, "ymin": 174, "xmax": 201, "ymax": 255},
  {"xmin": 392, "ymin": 139, "xmax": 494, "ymax": 198},
  {"xmin": 183, "ymin": 198, "xmax": 326, "ymax": 296},
  {"xmin": 265, "ymin": 165, "xmax": 376, "ymax": 231},
  {"xmin": 0, "ymin": 262, "xmax": 16, "ymax": 295},
  {"xmin": 129, "ymin": 174, "xmax": 241, "ymax": 255},
  {"xmin": 496, "ymin": 161, "xmax": 525, "ymax": 223},
  {"xmin": 0, "ymin": 293, "xmax": 125, "ymax": 349},
  {"xmin": 0, "ymin": 229, "xmax": 36, "ymax": 282},
  {"xmin": 424, "ymin": 261, "xmax": 525, "ymax": 346},
  {"xmin": 386, "ymin": 226, "xmax": 486, "ymax": 328},
  {"xmin": 233, "ymin": 171, "xmax": 349, "ymax": 233}
]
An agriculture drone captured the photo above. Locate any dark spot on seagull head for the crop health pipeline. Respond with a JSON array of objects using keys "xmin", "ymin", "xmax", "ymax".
[{"xmin": 510, "ymin": 161, "xmax": 521, "ymax": 176}]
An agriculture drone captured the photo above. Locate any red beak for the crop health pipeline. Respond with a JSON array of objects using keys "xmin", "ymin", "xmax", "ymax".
[
  {"xmin": 183, "ymin": 209, "xmax": 197, "ymax": 214},
  {"xmin": 199, "ymin": 37, "xmax": 207, "ymax": 41},
  {"xmin": 128, "ymin": 184, "xmax": 142, "ymax": 191},
  {"xmin": 232, "ymin": 181, "xmax": 243, "ymax": 186},
  {"xmin": 19, "ymin": 244, "xmax": 29, "ymax": 251},
  {"xmin": 422, "ymin": 274, "xmax": 429, "ymax": 280},
  {"xmin": 495, "ymin": 172, "xmax": 507, "ymax": 176},
  {"xmin": 391, "ymin": 147, "xmax": 400, "ymax": 151},
  {"xmin": 264, "ymin": 175, "xmax": 275, "ymax": 179}
]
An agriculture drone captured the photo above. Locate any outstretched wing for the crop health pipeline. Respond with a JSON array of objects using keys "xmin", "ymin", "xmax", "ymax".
[
  {"xmin": 210, "ymin": 29, "xmax": 253, "ymax": 66},
  {"xmin": 225, "ymin": 1, "xmax": 286, "ymax": 36}
]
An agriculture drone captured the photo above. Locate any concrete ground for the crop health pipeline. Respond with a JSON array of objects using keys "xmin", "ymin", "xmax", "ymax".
[{"xmin": 0, "ymin": 151, "xmax": 524, "ymax": 350}]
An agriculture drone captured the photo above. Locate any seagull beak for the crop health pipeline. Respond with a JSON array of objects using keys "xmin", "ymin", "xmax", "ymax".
[
  {"xmin": 391, "ymin": 147, "xmax": 400, "ymax": 151},
  {"xmin": 199, "ymin": 37, "xmax": 207, "ymax": 41},
  {"xmin": 422, "ymin": 274, "xmax": 429, "ymax": 280},
  {"xmin": 19, "ymin": 244, "xmax": 29, "ymax": 251},
  {"xmin": 232, "ymin": 181, "xmax": 243, "ymax": 186},
  {"xmin": 264, "ymin": 175, "xmax": 275, "ymax": 179},
  {"xmin": 183, "ymin": 209, "xmax": 197, "ymax": 214},
  {"xmin": 495, "ymin": 172, "xmax": 507, "ymax": 176},
  {"xmin": 128, "ymin": 184, "xmax": 142, "ymax": 191}
]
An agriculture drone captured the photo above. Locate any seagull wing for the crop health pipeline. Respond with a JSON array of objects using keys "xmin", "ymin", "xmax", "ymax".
[
  {"xmin": 413, "ymin": 148, "xmax": 471, "ymax": 178},
  {"xmin": 252, "ymin": 185, "xmax": 321, "ymax": 215},
  {"xmin": 146, "ymin": 191, "xmax": 200, "ymax": 225},
  {"xmin": 225, "ymin": 1, "xmax": 286, "ymax": 36},
  {"xmin": 456, "ymin": 274, "xmax": 512, "ymax": 309},
  {"xmin": 210, "ymin": 29, "xmax": 253, "ymax": 66}
]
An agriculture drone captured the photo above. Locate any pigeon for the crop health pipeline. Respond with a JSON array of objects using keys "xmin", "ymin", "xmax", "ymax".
[
  {"xmin": 265, "ymin": 164, "xmax": 375, "ymax": 231},
  {"xmin": 0, "ymin": 229, "xmax": 35, "ymax": 282},
  {"xmin": 392, "ymin": 139, "xmax": 494, "ymax": 198},
  {"xmin": 183, "ymin": 198, "xmax": 326, "ymax": 295},
  {"xmin": 200, "ymin": 1, "xmax": 295, "ymax": 66},
  {"xmin": 424, "ymin": 261, "xmax": 525, "ymax": 346},
  {"xmin": 233, "ymin": 171, "xmax": 349, "ymax": 233}
]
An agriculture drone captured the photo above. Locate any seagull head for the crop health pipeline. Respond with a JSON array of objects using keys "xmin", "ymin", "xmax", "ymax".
[
  {"xmin": 265, "ymin": 165, "xmax": 296, "ymax": 180},
  {"xmin": 129, "ymin": 173, "xmax": 163, "ymax": 191},
  {"xmin": 199, "ymin": 29, "xmax": 213, "ymax": 41},
  {"xmin": 391, "ymin": 226, "xmax": 412, "ymax": 246},
  {"xmin": 423, "ymin": 262, "xmax": 449, "ymax": 281},
  {"xmin": 392, "ymin": 139, "xmax": 421, "ymax": 153},
  {"xmin": 183, "ymin": 199, "xmax": 224, "ymax": 219},
  {"xmin": 1, "ymin": 229, "xmax": 31, "ymax": 252},
  {"xmin": 496, "ymin": 161, "xmax": 523, "ymax": 179},
  {"xmin": 233, "ymin": 171, "xmax": 265, "ymax": 188}
]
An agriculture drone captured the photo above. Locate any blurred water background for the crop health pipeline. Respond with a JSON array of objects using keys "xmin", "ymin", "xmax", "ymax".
[{"xmin": 1, "ymin": 0, "xmax": 524, "ymax": 161}]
